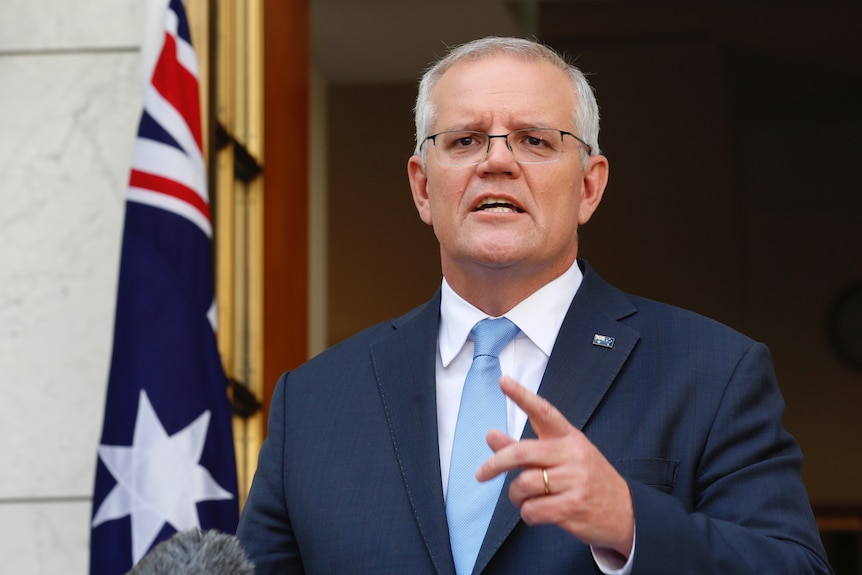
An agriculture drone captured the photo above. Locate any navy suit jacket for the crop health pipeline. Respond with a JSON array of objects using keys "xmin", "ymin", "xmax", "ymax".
[{"xmin": 237, "ymin": 261, "xmax": 832, "ymax": 574}]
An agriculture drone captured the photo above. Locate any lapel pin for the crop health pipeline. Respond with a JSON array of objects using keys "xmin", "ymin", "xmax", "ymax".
[{"xmin": 592, "ymin": 334, "xmax": 615, "ymax": 349}]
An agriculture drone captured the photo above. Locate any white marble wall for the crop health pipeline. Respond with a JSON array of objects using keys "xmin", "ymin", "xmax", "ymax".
[{"xmin": 0, "ymin": 1, "xmax": 146, "ymax": 572}]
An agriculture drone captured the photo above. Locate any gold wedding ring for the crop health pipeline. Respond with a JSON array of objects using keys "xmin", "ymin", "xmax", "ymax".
[{"xmin": 542, "ymin": 468, "xmax": 550, "ymax": 496}]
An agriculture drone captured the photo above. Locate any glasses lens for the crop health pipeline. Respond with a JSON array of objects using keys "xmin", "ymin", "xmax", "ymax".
[
  {"xmin": 430, "ymin": 129, "xmax": 566, "ymax": 165},
  {"xmin": 433, "ymin": 131, "xmax": 488, "ymax": 165},
  {"xmin": 509, "ymin": 128, "xmax": 563, "ymax": 164}
]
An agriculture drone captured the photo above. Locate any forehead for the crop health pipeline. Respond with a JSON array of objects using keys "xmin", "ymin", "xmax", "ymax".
[{"xmin": 430, "ymin": 54, "xmax": 575, "ymax": 129}]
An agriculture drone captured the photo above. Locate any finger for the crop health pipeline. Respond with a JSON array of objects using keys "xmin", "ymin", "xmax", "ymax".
[
  {"xmin": 486, "ymin": 428, "xmax": 516, "ymax": 453},
  {"xmin": 476, "ymin": 437, "xmax": 545, "ymax": 481},
  {"xmin": 499, "ymin": 375, "xmax": 572, "ymax": 438},
  {"xmin": 508, "ymin": 467, "xmax": 550, "ymax": 508},
  {"xmin": 479, "ymin": 430, "xmax": 528, "ymax": 483},
  {"xmin": 519, "ymin": 492, "xmax": 566, "ymax": 527}
]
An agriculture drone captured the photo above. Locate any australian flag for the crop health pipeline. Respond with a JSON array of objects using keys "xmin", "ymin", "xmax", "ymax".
[{"xmin": 90, "ymin": 1, "xmax": 239, "ymax": 573}]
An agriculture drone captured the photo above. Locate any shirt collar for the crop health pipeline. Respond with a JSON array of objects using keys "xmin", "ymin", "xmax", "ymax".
[{"xmin": 439, "ymin": 260, "xmax": 584, "ymax": 367}]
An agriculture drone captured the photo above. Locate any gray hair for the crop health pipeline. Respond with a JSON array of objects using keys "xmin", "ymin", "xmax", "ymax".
[
  {"xmin": 413, "ymin": 36, "xmax": 601, "ymax": 166},
  {"xmin": 126, "ymin": 529, "xmax": 255, "ymax": 575}
]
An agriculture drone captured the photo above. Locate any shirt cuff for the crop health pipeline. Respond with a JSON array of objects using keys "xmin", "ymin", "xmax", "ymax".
[{"xmin": 591, "ymin": 527, "xmax": 636, "ymax": 575}]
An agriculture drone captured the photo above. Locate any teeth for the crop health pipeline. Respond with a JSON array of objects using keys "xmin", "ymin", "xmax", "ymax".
[
  {"xmin": 475, "ymin": 197, "xmax": 523, "ymax": 213},
  {"xmin": 479, "ymin": 197, "xmax": 509, "ymax": 206}
]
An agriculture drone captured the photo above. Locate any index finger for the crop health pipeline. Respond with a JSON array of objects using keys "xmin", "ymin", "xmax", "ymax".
[{"xmin": 500, "ymin": 375, "xmax": 572, "ymax": 439}]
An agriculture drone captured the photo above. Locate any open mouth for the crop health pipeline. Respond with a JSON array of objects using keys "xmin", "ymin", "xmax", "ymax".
[{"xmin": 473, "ymin": 198, "xmax": 525, "ymax": 213}]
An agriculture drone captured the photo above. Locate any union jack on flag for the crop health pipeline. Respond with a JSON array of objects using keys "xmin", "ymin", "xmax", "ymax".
[{"xmin": 90, "ymin": 1, "xmax": 239, "ymax": 573}]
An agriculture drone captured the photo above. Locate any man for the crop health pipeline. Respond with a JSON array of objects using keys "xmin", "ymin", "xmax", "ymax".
[{"xmin": 237, "ymin": 37, "xmax": 833, "ymax": 574}]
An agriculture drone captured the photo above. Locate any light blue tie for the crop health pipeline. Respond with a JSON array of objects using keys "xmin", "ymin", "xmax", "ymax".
[{"xmin": 447, "ymin": 317, "xmax": 520, "ymax": 575}]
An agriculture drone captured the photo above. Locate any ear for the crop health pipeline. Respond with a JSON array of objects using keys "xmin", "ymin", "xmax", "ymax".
[
  {"xmin": 577, "ymin": 154, "xmax": 609, "ymax": 225},
  {"xmin": 408, "ymin": 155, "xmax": 434, "ymax": 226}
]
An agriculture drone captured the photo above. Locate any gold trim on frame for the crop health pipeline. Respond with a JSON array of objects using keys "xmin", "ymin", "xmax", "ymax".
[{"xmin": 188, "ymin": 0, "xmax": 266, "ymax": 510}]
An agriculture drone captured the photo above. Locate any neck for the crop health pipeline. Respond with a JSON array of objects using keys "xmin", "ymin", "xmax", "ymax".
[{"xmin": 442, "ymin": 257, "xmax": 576, "ymax": 317}]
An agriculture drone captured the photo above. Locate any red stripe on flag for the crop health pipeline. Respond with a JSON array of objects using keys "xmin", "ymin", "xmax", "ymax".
[
  {"xmin": 129, "ymin": 169, "xmax": 211, "ymax": 222},
  {"xmin": 152, "ymin": 33, "xmax": 203, "ymax": 151}
]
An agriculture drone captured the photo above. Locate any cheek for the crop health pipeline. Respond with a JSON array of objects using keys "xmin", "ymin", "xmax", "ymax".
[
  {"xmin": 533, "ymin": 177, "xmax": 581, "ymax": 223},
  {"xmin": 426, "ymin": 176, "xmax": 466, "ymax": 223}
]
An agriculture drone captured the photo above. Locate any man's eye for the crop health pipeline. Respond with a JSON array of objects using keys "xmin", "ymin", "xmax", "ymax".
[{"xmin": 453, "ymin": 134, "xmax": 485, "ymax": 148}]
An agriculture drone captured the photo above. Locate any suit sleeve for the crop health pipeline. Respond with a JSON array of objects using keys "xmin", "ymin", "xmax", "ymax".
[
  {"xmin": 627, "ymin": 342, "xmax": 833, "ymax": 575},
  {"xmin": 236, "ymin": 372, "xmax": 305, "ymax": 574}
]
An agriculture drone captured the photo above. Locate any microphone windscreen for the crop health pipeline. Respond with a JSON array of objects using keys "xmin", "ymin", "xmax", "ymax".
[{"xmin": 126, "ymin": 529, "xmax": 255, "ymax": 575}]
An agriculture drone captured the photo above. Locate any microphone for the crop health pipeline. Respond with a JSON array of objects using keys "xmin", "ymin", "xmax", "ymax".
[{"xmin": 126, "ymin": 529, "xmax": 255, "ymax": 575}]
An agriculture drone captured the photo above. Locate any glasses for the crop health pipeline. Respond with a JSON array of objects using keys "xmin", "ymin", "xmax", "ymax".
[{"xmin": 423, "ymin": 128, "xmax": 591, "ymax": 166}]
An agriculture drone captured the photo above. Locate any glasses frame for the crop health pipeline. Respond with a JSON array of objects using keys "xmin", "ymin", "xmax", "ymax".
[{"xmin": 422, "ymin": 128, "xmax": 593, "ymax": 166}]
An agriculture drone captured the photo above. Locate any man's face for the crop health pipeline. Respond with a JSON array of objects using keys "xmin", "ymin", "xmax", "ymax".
[{"xmin": 408, "ymin": 54, "xmax": 608, "ymax": 287}]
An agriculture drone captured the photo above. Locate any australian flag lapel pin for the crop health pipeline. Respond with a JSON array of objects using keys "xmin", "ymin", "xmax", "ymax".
[{"xmin": 592, "ymin": 334, "xmax": 615, "ymax": 349}]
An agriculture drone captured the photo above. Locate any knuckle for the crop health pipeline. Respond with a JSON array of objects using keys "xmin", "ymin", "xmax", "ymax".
[
  {"xmin": 519, "ymin": 502, "xmax": 538, "ymax": 525},
  {"xmin": 512, "ymin": 440, "xmax": 531, "ymax": 461},
  {"xmin": 511, "ymin": 470, "xmax": 529, "ymax": 491}
]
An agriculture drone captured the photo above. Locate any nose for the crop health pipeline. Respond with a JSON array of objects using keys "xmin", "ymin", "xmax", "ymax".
[
  {"xmin": 481, "ymin": 134, "xmax": 520, "ymax": 168},
  {"xmin": 479, "ymin": 135, "xmax": 520, "ymax": 176},
  {"xmin": 484, "ymin": 134, "xmax": 513, "ymax": 160}
]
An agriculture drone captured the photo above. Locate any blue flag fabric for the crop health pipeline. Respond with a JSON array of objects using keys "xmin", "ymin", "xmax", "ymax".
[{"xmin": 90, "ymin": 1, "xmax": 239, "ymax": 573}]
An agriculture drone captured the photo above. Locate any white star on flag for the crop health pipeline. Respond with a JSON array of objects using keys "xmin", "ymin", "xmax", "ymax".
[{"xmin": 92, "ymin": 390, "xmax": 234, "ymax": 564}]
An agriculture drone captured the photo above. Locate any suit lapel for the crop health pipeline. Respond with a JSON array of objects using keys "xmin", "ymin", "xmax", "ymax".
[
  {"xmin": 371, "ymin": 292, "xmax": 457, "ymax": 575},
  {"xmin": 527, "ymin": 266, "xmax": 640, "ymax": 434},
  {"xmin": 477, "ymin": 261, "xmax": 641, "ymax": 572}
]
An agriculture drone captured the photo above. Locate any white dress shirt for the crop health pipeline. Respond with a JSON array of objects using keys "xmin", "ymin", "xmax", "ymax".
[{"xmin": 435, "ymin": 260, "xmax": 634, "ymax": 575}]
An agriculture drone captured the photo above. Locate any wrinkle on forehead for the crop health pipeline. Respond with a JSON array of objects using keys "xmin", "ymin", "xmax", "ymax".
[{"xmin": 429, "ymin": 56, "xmax": 577, "ymax": 133}]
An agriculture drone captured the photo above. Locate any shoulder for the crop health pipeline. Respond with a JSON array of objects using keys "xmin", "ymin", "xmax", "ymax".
[
  {"xmin": 625, "ymin": 294, "xmax": 763, "ymax": 376},
  {"xmin": 579, "ymin": 259, "xmax": 757, "ymax": 352},
  {"xmin": 629, "ymin": 293, "xmax": 750, "ymax": 339},
  {"xmin": 268, "ymin": 295, "xmax": 439, "ymax": 413},
  {"xmin": 292, "ymin": 293, "xmax": 440, "ymax": 374}
]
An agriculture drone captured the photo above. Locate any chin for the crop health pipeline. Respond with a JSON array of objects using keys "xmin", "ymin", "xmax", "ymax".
[{"xmin": 469, "ymin": 249, "xmax": 528, "ymax": 270}]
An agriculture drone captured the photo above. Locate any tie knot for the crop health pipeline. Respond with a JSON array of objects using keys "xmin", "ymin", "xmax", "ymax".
[{"xmin": 472, "ymin": 317, "xmax": 520, "ymax": 359}]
